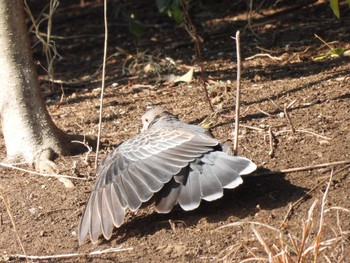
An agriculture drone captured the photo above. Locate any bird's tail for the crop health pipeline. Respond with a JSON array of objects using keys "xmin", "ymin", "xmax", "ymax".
[{"xmin": 155, "ymin": 152, "xmax": 256, "ymax": 212}]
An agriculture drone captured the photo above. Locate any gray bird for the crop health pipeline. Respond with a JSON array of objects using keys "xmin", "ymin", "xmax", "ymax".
[{"xmin": 78, "ymin": 107, "xmax": 257, "ymax": 244}]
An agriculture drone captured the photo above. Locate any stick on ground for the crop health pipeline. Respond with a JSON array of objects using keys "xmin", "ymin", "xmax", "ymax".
[
  {"xmin": 268, "ymin": 126, "xmax": 274, "ymax": 157},
  {"xmin": 233, "ymin": 31, "xmax": 241, "ymax": 156},
  {"xmin": 94, "ymin": 0, "xmax": 108, "ymax": 168},
  {"xmin": 281, "ymin": 164, "xmax": 349, "ymax": 225},
  {"xmin": 284, "ymin": 103, "xmax": 295, "ymax": 134},
  {"xmin": 8, "ymin": 247, "xmax": 133, "ymax": 260},
  {"xmin": 280, "ymin": 160, "xmax": 350, "ymax": 173},
  {"xmin": 0, "ymin": 188, "xmax": 29, "ymax": 263}
]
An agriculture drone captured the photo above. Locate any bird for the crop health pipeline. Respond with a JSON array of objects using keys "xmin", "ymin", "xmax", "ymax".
[{"xmin": 78, "ymin": 107, "xmax": 257, "ymax": 244}]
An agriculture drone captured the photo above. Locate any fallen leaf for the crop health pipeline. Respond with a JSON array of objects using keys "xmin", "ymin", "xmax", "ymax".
[
  {"xmin": 174, "ymin": 67, "xmax": 194, "ymax": 83},
  {"xmin": 58, "ymin": 177, "xmax": 75, "ymax": 188}
]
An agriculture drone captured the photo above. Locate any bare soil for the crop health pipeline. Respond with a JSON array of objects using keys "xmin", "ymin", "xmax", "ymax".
[{"xmin": 1, "ymin": 0, "xmax": 350, "ymax": 262}]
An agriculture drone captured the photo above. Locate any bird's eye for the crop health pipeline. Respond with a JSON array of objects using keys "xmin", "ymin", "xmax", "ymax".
[{"xmin": 145, "ymin": 118, "xmax": 148, "ymax": 122}]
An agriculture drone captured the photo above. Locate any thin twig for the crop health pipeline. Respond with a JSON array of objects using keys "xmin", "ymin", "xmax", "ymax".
[
  {"xmin": 233, "ymin": 31, "xmax": 241, "ymax": 156},
  {"xmin": 94, "ymin": 0, "xmax": 108, "ymax": 168},
  {"xmin": 251, "ymin": 226, "xmax": 273, "ymax": 256},
  {"xmin": 314, "ymin": 34, "xmax": 333, "ymax": 50},
  {"xmin": 274, "ymin": 129, "xmax": 331, "ymax": 140},
  {"xmin": 217, "ymin": 220, "xmax": 280, "ymax": 232},
  {"xmin": 269, "ymin": 99, "xmax": 282, "ymax": 110},
  {"xmin": 324, "ymin": 207, "xmax": 350, "ymax": 213},
  {"xmin": 268, "ymin": 126, "xmax": 274, "ymax": 158},
  {"xmin": 24, "ymin": 0, "xmax": 60, "ymax": 82},
  {"xmin": 256, "ymin": 107, "xmax": 273, "ymax": 117},
  {"xmin": 280, "ymin": 160, "xmax": 350, "ymax": 173},
  {"xmin": 313, "ymin": 169, "xmax": 333, "ymax": 262},
  {"xmin": 0, "ymin": 162, "xmax": 85, "ymax": 180},
  {"xmin": 235, "ymin": 123, "xmax": 330, "ymax": 141},
  {"xmin": 281, "ymin": 164, "xmax": 350, "ymax": 225},
  {"xmin": 0, "ymin": 188, "xmax": 29, "ymax": 263},
  {"xmin": 245, "ymin": 53, "xmax": 283, "ymax": 61},
  {"xmin": 239, "ymin": 257, "xmax": 269, "ymax": 263},
  {"xmin": 298, "ymin": 200, "xmax": 318, "ymax": 262},
  {"xmin": 284, "ymin": 103, "xmax": 295, "ymax": 134},
  {"xmin": 8, "ymin": 247, "xmax": 133, "ymax": 260},
  {"xmin": 287, "ymin": 99, "xmax": 297, "ymax": 109},
  {"xmin": 303, "ymin": 237, "xmax": 343, "ymax": 255},
  {"xmin": 240, "ymin": 124, "xmax": 265, "ymax": 132},
  {"xmin": 71, "ymin": 140, "xmax": 92, "ymax": 165},
  {"xmin": 179, "ymin": 0, "xmax": 213, "ymax": 111}
]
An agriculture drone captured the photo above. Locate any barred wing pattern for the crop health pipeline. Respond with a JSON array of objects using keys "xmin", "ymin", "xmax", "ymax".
[
  {"xmin": 78, "ymin": 108, "xmax": 257, "ymax": 244},
  {"xmin": 78, "ymin": 126, "xmax": 219, "ymax": 243}
]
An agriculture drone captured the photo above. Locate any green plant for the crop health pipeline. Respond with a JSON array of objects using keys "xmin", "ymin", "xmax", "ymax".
[
  {"xmin": 110, "ymin": 3, "xmax": 144, "ymax": 37},
  {"xmin": 313, "ymin": 34, "xmax": 346, "ymax": 61},
  {"xmin": 329, "ymin": 0, "xmax": 350, "ymax": 18},
  {"xmin": 156, "ymin": 0, "xmax": 185, "ymax": 23}
]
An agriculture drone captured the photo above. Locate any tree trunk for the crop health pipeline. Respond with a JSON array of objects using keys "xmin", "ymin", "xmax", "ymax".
[{"xmin": 0, "ymin": 0, "xmax": 89, "ymax": 171}]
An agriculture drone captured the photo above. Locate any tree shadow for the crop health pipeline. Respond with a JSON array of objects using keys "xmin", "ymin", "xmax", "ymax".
[{"xmin": 206, "ymin": 56, "xmax": 350, "ymax": 84}]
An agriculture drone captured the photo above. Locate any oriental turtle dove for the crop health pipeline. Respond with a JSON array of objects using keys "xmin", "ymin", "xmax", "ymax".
[{"xmin": 78, "ymin": 107, "xmax": 257, "ymax": 244}]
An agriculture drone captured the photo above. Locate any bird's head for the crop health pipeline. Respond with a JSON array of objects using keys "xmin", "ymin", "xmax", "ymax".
[{"xmin": 141, "ymin": 107, "xmax": 174, "ymax": 132}]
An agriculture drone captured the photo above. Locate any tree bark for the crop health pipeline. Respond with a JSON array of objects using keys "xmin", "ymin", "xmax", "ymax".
[{"xmin": 0, "ymin": 0, "xmax": 89, "ymax": 171}]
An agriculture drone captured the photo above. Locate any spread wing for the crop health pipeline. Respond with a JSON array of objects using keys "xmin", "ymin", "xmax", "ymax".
[
  {"xmin": 154, "ymin": 153, "xmax": 257, "ymax": 213},
  {"xmin": 78, "ymin": 126, "xmax": 219, "ymax": 244}
]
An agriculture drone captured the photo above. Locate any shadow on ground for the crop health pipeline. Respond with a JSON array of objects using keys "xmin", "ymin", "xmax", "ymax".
[{"xmin": 103, "ymin": 168, "xmax": 307, "ymax": 244}]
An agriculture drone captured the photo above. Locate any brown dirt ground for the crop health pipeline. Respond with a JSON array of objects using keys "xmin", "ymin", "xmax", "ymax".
[{"xmin": 1, "ymin": 0, "xmax": 350, "ymax": 262}]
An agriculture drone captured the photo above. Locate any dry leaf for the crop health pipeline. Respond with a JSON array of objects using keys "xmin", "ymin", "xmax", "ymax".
[
  {"xmin": 174, "ymin": 68, "xmax": 194, "ymax": 83},
  {"xmin": 58, "ymin": 177, "xmax": 75, "ymax": 188}
]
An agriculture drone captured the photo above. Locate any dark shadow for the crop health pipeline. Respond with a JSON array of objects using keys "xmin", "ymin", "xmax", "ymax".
[
  {"xmin": 104, "ymin": 167, "xmax": 308, "ymax": 243},
  {"xmin": 31, "ymin": 0, "xmax": 350, "ymax": 110},
  {"xmin": 207, "ymin": 57, "xmax": 350, "ymax": 83}
]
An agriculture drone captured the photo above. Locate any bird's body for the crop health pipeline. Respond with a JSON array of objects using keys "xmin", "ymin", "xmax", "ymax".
[{"xmin": 79, "ymin": 108, "xmax": 257, "ymax": 244}]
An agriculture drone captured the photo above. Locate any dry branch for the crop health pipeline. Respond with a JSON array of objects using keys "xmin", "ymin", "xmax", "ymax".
[
  {"xmin": 0, "ymin": 188, "xmax": 29, "ymax": 263},
  {"xmin": 179, "ymin": 0, "xmax": 213, "ymax": 111},
  {"xmin": 8, "ymin": 247, "xmax": 133, "ymax": 260},
  {"xmin": 268, "ymin": 126, "xmax": 274, "ymax": 157},
  {"xmin": 281, "ymin": 164, "xmax": 350, "ymax": 225},
  {"xmin": 94, "ymin": 0, "xmax": 109, "ymax": 168},
  {"xmin": 0, "ymin": 162, "xmax": 85, "ymax": 180},
  {"xmin": 217, "ymin": 168, "xmax": 344, "ymax": 262},
  {"xmin": 280, "ymin": 160, "xmax": 350, "ymax": 173},
  {"xmin": 284, "ymin": 103, "xmax": 295, "ymax": 134},
  {"xmin": 245, "ymin": 53, "xmax": 283, "ymax": 61},
  {"xmin": 313, "ymin": 170, "xmax": 333, "ymax": 262},
  {"xmin": 233, "ymin": 30, "xmax": 241, "ymax": 156},
  {"xmin": 274, "ymin": 129, "xmax": 331, "ymax": 140}
]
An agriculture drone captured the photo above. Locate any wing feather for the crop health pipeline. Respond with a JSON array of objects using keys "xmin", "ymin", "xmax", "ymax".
[
  {"xmin": 101, "ymin": 189, "xmax": 113, "ymax": 239},
  {"xmin": 124, "ymin": 166, "xmax": 154, "ymax": 202},
  {"xmin": 103, "ymin": 183, "xmax": 125, "ymax": 227},
  {"xmin": 197, "ymin": 165, "xmax": 223, "ymax": 202},
  {"xmin": 154, "ymin": 178, "xmax": 181, "ymax": 213},
  {"xmin": 89, "ymin": 191, "xmax": 102, "ymax": 243},
  {"xmin": 127, "ymin": 164, "xmax": 164, "ymax": 191},
  {"xmin": 78, "ymin": 196, "xmax": 92, "ymax": 244},
  {"xmin": 79, "ymin": 123, "xmax": 223, "ymax": 243},
  {"xmin": 115, "ymin": 171, "xmax": 142, "ymax": 211},
  {"xmin": 178, "ymin": 168, "xmax": 201, "ymax": 211}
]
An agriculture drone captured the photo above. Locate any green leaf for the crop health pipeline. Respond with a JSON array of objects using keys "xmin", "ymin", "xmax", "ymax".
[
  {"xmin": 156, "ymin": 0, "xmax": 172, "ymax": 13},
  {"xmin": 330, "ymin": 0, "xmax": 340, "ymax": 18},
  {"xmin": 312, "ymin": 48, "xmax": 345, "ymax": 61},
  {"xmin": 170, "ymin": 1, "xmax": 184, "ymax": 23},
  {"xmin": 329, "ymin": 48, "xmax": 344, "ymax": 56},
  {"xmin": 129, "ymin": 17, "xmax": 144, "ymax": 37},
  {"xmin": 348, "ymin": 0, "xmax": 350, "ymax": 7}
]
